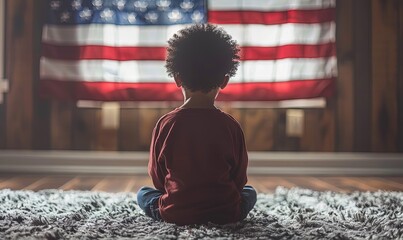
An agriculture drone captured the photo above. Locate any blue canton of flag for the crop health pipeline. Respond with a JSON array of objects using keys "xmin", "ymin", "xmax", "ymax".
[{"xmin": 46, "ymin": 0, "xmax": 207, "ymax": 25}]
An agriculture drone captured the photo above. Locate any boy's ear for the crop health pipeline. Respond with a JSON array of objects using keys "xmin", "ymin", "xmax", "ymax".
[
  {"xmin": 173, "ymin": 75, "xmax": 182, "ymax": 87},
  {"xmin": 220, "ymin": 75, "xmax": 230, "ymax": 89}
]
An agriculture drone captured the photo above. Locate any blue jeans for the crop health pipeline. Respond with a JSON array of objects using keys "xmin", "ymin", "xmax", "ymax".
[{"xmin": 136, "ymin": 185, "xmax": 257, "ymax": 222}]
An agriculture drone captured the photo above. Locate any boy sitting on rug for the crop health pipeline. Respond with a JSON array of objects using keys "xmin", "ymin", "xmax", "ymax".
[{"xmin": 137, "ymin": 24, "xmax": 257, "ymax": 226}]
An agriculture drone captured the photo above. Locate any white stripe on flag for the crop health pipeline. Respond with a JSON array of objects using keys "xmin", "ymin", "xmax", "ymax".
[
  {"xmin": 42, "ymin": 22, "xmax": 335, "ymax": 47},
  {"xmin": 208, "ymin": 0, "xmax": 335, "ymax": 11},
  {"xmin": 223, "ymin": 23, "xmax": 335, "ymax": 47},
  {"xmin": 40, "ymin": 57, "xmax": 337, "ymax": 83},
  {"xmin": 236, "ymin": 57, "xmax": 337, "ymax": 82},
  {"xmin": 40, "ymin": 58, "xmax": 171, "ymax": 82}
]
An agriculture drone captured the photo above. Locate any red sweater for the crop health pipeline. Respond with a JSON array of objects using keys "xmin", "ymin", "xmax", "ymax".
[{"xmin": 148, "ymin": 108, "xmax": 248, "ymax": 225}]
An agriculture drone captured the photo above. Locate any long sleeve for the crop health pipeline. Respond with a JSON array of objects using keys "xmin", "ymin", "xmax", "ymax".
[
  {"xmin": 232, "ymin": 128, "xmax": 248, "ymax": 191},
  {"xmin": 148, "ymin": 125, "xmax": 167, "ymax": 192}
]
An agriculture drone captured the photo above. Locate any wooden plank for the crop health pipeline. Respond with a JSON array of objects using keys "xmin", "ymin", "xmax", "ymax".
[
  {"xmin": 286, "ymin": 177, "xmax": 344, "ymax": 192},
  {"xmin": 59, "ymin": 177, "xmax": 80, "ymax": 190},
  {"xmin": 322, "ymin": 177, "xmax": 363, "ymax": 192},
  {"xmin": 254, "ymin": 177, "xmax": 280, "ymax": 192},
  {"xmin": 91, "ymin": 176, "xmax": 133, "ymax": 192},
  {"xmin": 272, "ymin": 110, "xmax": 285, "ymax": 151},
  {"xmin": 90, "ymin": 177, "xmax": 108, "ymax": 191},
  {"xmin": 353, "ymin": 0, "xmax": 372, "ymax": 152},
  {"xmin": 124, "ymin": 178, "xmax": 137, "ymax": 192},
  {"xmin": 256, "ymin": 177, "xmax": 295, "ymax": 193},
  {"xmin": 314, "ymin": 177, "xmax": 391, "ymax": 192},
  {"xmin": 251, "ymin": 177, "xmax": 345, "ymax": 193},
  {"xmin": 371, "ymin": 0, "xmax": 399, "ymax": 152},
  {"xmin": 50, "ymin": 102, "xmax": 73, "ymax": 149},
  {"xmin": 119, "ymin": 108, "xmax": 140, "ymax": 151},
  {"xmin": 24, "ymin": 175, "xmax": 75, "ymax": 191},
  {"xmin": 0, "ymin": 0, "xmax": 5, "ymax": 149},
  {"xmin": 137, "ymin": 108, "xmax": 163, "ymax": 150},
  {"xmin": 252, "ymin": 177, "xmax": 273, "ymax": 193},
  {"xmin": 308, "ymin": 177, "xmax": 345, "ymax": 192},
  {"xmin": 244, "ymin": 177, "xmax": 263, "ymax": 192},
  {"xmin": 72, "ymin": 108, "xmax": 100, "ymax": 150},
  {"xmin": 292, "ymin": 110, "xmax": 315, "ymax": 151},
  {"xmin": 5, "ymin": 175, "xmax": 402, "ymax": 193},
  {"xmin": 376, "ymin": 179, "xmax": 403, "ymax": 191},
  {"xmin": 285, "ymin": 177, "xmax": 321, "ymax": 190},
  {"xmin": 322, "ymin": 105, "xmax": 336, "ymax": 151},
  {"xmin": 0, "ymin": 103, "xmax": 5, "ymax": 149},
  {"xmin": 243, "ymin": 109, "xmax": 276, "ymax": 150},
  {"xmin": 5, "ymin": 0, "xmax": 34, "ymax": 148},
  {"xmin": 335, "ymin": 0, "xmax": 354, "ymax": 151},
  {"xmin": 130, "ymin": 176, "xmax": 153, "ymax": 193},
  {"xmin": 265, "ymin": 177, "xmax": 296, "ymax": 189},
  {"xmin": 32, "ymin": 99, "xmax": 51, "ymax": 149},
  {"xmin": 97, "ymin": 128, "xmax": 118, "ymax": 151},
  {"xmin": 361, "ymin": 177, "xmax": 403, "ymax": 191},
  {"xmin": 398, "ymin": 0, "xmax": 403, "ymax": 152},
  {"xmin": 339, "ymin": 177, "xmax": 378, "ymax": 192},
  {"xmin": 60, "ymin": 176, "xmax": 103, "ymax": 191},
  {"xmin": 72, "ymin": 106, "xmax": 120, "ymax": 150},
  {"xmin": 95, "ymin": 103, "xmax": 120, "ymax": 151},
  {"xmin": 344, "ymin": 177, "xmax": 380, "ymax": 192},
  {"xmin": 301, "ymin": 109, "xmax": 334, "ymax": 151},
  {"xmin": 23, "ymin": 177, "xmax": 49, "ymax": 190},
  {"xmin": 383, "ymin": 177, "xmax": 403, "ymax": 188},
  {"xmin": 32, "ymin": 0, "xmax": 50, "ymax": 150},
  {"xmin": 0, "ymin": 175, "xmax": 13, "ymax": 183},
  {"xmin": 272, "ymin": 109, "xmax": 299, "ymax": 151},
  {"xmin": 38, "ymin": 175, "xmax": 76, "ymax": 190},
  {"xmin": 0, "ymin": 175, "xmax": 43, "ymax": 190},
  {"xmin": 0, "ymin": 0, "xmax": 4, "ymax": 133}
]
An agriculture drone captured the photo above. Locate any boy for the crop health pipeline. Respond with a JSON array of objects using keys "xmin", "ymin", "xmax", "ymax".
[{"xmin": 137, "ymin": 24, "xmax": 256, "ymax": 226}]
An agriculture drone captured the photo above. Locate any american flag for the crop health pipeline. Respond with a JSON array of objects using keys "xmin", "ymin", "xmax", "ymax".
[{"xmin": 40, "ymin": 0, "xmax": 336, "ymax": 101}]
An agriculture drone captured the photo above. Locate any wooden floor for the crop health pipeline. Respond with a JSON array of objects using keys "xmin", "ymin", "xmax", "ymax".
[{"xmin": 0, "ymin": 174, "xmax": 402, "ymax": 193}]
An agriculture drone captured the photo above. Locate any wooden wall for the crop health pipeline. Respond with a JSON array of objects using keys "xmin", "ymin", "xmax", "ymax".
[{"xmin": 1, "ymin": 0, "xmax": 402, "ymax": 152}]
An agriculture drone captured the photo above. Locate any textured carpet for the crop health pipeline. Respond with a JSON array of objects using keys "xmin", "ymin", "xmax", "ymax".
[{"xmin": 0, "ymin": 187, "xmax": 402, "ymax": 239}]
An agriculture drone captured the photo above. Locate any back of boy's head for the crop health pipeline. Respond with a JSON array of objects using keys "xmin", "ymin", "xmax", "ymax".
[{"xmin": 165, "ymin": 24, "xmax": 240, "ymax": 93}]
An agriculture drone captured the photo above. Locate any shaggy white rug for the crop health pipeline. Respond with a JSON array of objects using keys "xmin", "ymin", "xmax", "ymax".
[{"xmin": 0, "ymin": 187, "xmax": 402, "ymax": 239}]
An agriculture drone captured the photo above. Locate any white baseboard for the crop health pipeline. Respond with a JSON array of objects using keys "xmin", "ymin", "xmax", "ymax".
[{"xmin": 0, "ymin": 150, "xmax": 402, "ymax": 176}]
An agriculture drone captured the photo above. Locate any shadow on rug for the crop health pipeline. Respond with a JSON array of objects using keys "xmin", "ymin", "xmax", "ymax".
[{"xmin": 0, "ymin": 187, "xmax": 402, "ymax": 239}]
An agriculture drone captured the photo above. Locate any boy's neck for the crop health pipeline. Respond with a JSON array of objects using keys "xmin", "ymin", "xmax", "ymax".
[{"xmin": 179, "ymin": 88, "xmax": 219, "ymax": 109}]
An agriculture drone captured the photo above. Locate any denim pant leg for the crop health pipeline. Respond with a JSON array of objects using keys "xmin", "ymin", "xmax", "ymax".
[
  {"xmin": 137, "ymin": 186, "xmax": 163, "ymax": 221},
  {"xmin": 240, "ymin": 185, "xmax": 257, "ymax": 220}
]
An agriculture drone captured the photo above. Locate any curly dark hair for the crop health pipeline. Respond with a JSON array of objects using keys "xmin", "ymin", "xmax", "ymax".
[{"xmin": 165, "ymin": 24, "xmax": 240, "ymax": 93}]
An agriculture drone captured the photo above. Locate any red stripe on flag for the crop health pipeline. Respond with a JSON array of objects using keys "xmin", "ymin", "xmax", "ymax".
[
  {"xmin": 42, "ymin": 44, "xmax": 167, "ymax": 61},
  {"xmin": 40, "ymin": 79, "xmax": 335, "ymax": 101},
  {"xmin": 220, "ymin": 79, "xmax": 335, "ymax": 101},
  {"xmin": 42, "ymin": 43, "xmax": 335, "ymax": 61},
  {"xmin": 208, "ymin": 8, "xmax": 335, "ymax": 25},
  {"xmin": 241, "ymin": 43, "xmax": 335, "ymax": 60}
]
